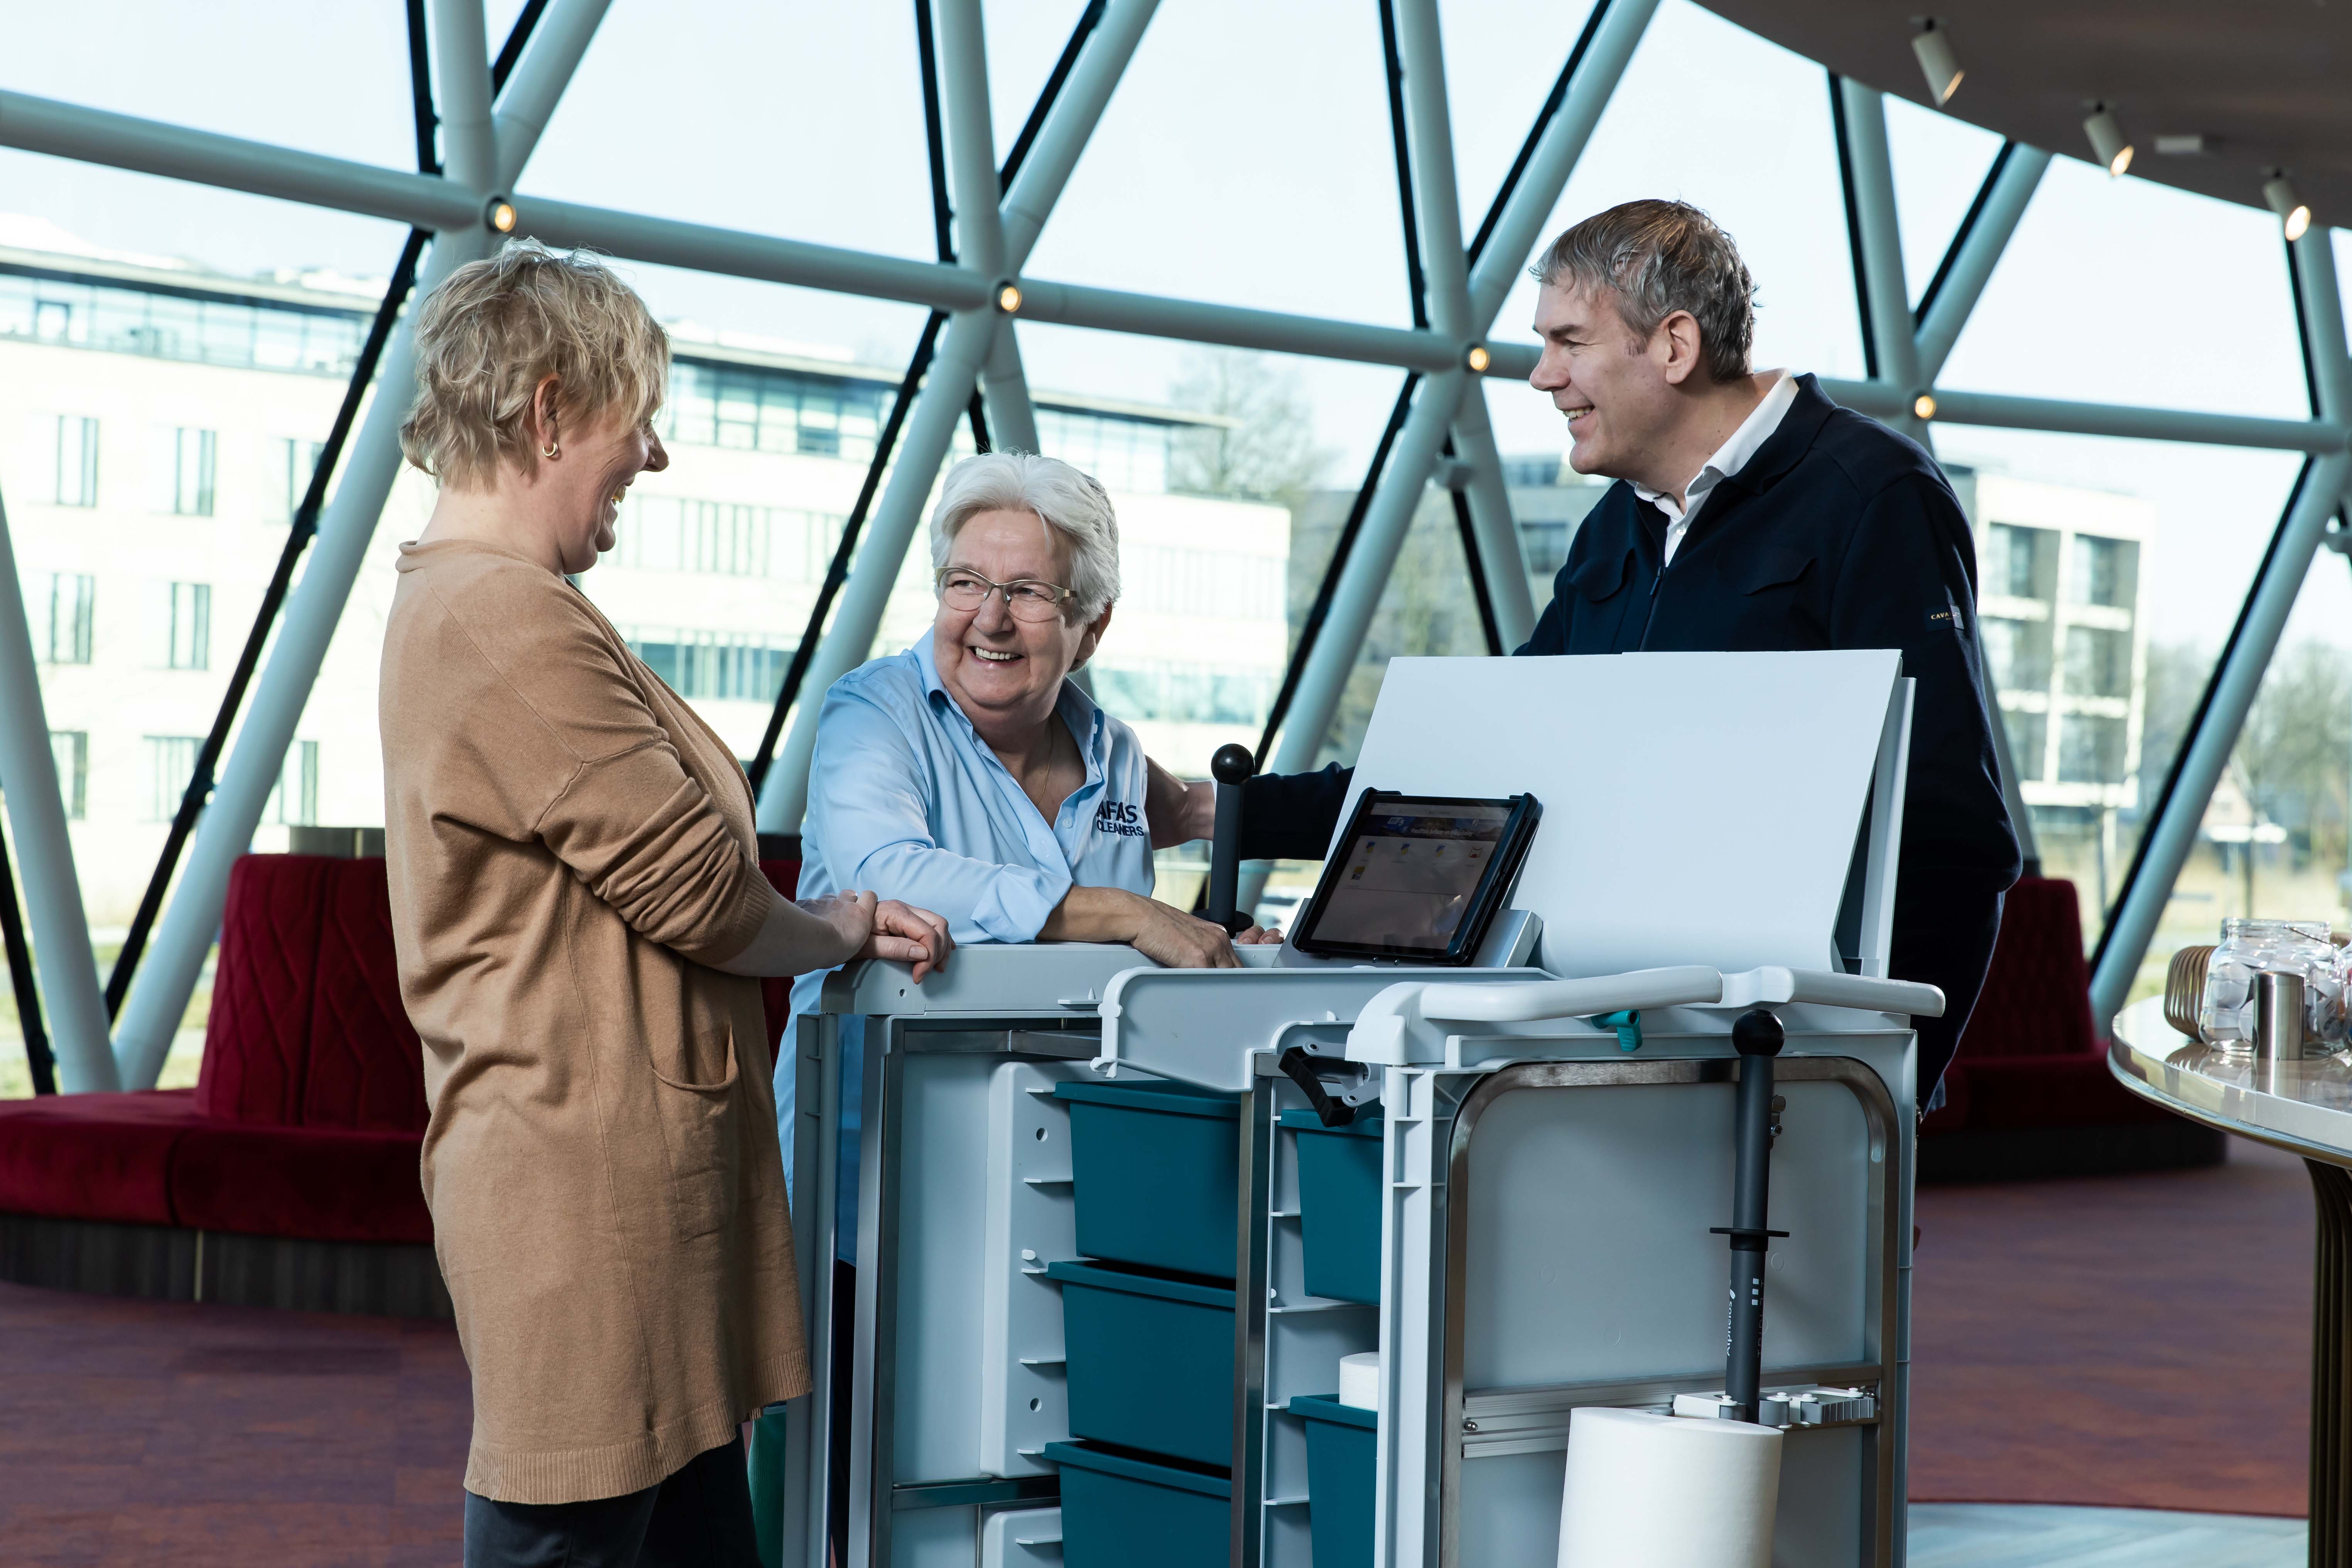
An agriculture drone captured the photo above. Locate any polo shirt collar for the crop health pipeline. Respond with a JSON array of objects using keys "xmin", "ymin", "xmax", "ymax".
[{"xmin": 914, "ymin": 631, "xmax": 1109, "ymax": 786}]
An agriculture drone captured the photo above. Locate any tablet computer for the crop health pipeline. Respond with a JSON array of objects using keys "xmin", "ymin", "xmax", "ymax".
[{"xmin": 1289, "ymin": 790, "xmax": 1541, "ymax": 965}]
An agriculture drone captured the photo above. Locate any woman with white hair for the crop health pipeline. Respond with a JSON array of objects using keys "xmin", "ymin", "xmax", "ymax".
[
  {"xmin": 782, "ymin": 450, "xmax": 1273, "ymax": 1245},
  {"xmin": 378, "ymin": 240, "xmax": 949, "ymax": 1565}
]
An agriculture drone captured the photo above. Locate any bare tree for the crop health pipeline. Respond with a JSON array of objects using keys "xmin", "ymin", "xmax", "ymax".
[
  {"xmin": 2235, "ymin": 639, "xmax": 2352, "ymax": 877},
  {"xmin": 1167, "ymin": 349, "xmax": 1334, "ymax": 506},
  {"xmin": 2135, "ymin": 638, "xmax": 2209, "ymax": 820}
]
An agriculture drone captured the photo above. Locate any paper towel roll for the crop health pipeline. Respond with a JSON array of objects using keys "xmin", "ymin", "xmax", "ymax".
[
  {"xmin": 1338, "ymin": 1352, "xmax": 1379, "ymax": 1409},
  {"xmin": 1557, "ymin": 1407, "xmax": 1781, "ymax": 1568}
]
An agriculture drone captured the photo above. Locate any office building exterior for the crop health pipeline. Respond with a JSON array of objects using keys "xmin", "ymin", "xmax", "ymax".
[{"xmin": 0, "ymin": 224, "xmax": 1285, "ymax": 928}]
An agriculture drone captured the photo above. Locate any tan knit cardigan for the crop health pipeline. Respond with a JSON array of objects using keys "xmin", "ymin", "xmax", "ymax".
[{"xmin": 380, "ymin": 538, "xmax": 809, "ymax": 1504}]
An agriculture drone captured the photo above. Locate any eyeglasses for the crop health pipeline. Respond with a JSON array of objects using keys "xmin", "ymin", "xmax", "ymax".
[{"xmin": 934, "ymin": 567, "xmax": 1077, "ymax": 622}]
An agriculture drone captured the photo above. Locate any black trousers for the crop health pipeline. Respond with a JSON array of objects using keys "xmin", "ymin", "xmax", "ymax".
[{"xmin": 463, "ymin": 1439, "xmax": 760, "ymax": 1568}]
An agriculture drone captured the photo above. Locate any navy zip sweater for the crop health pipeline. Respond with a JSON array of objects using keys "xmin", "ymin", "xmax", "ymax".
[{"xmin": 1243, "ymin": 374, "xmax": 2022, "ymax": 1104}]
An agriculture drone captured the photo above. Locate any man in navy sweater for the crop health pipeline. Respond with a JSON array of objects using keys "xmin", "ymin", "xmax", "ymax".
[{"xmin": 1165, "ymin": 199, "xmax": 2019, "ymax": 1108}]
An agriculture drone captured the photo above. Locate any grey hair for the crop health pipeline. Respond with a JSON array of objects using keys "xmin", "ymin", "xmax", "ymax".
[
  {"xmin": 1530, "ymin": 199, "xmax": 1756, "ymax": 383},
  {"xmin": 928, "ymin": 452, "xmax": 1122, "ymax": 619}
]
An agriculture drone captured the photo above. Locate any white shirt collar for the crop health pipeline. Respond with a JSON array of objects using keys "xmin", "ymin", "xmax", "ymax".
[{"xmin": 1633, "ymin": 370, "xmax": 1798, "ymax": 562}]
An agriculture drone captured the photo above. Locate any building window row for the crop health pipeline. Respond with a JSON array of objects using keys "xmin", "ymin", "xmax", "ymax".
[
  {"xmin": 662, "ymin": 361, "xmax": 889, "ymax": 464},
  {"xmin": 623, "ymin": 628, "xmax": 793, "ymax": 703},
  {"xmin": 31, "ymin": 572, "xmax": 95, "ymax": 665},
  {"xmin": 609, "ymin": 496, "xmax": 846, "ymax": 581},
  {"xmin": 1984, "ymin": 617, "xmax": 2135, "ymax": 702},
  {"xmin": 136, "ymin": 735, "xmax": 315, "ymax": 824},
  {"xmin": 1092, "ymin": 661, "xmax": 1273, "ymax": 728},
  {"xmin": 29, "ymin": 414, "xmax": 320, "ymax": 520},
  {"xmin": 0, "ymin": 268, "xmax": 367, "ymax": 376},
  {"xmin": 1036, "ymin": 407, "xmax": 1172, "ymax": 496},
  {"xmin": 1985, "ymin": 521, "xmax": 2138, "ymax": 611},
  {"xmin": 660, "ymin": 358, "xmax": 1183, "ymax": 497},
  {"xmin": 1119, "ymin": 545, "xmax": 1284, "ymax": 621},
  {"xmin": 52, "ymin": 414, "xmax": 97, "ymax": 507},
  {"xmin": 157, "ymin": 426, "xmax": 216, "ymax": 516},
  {"xmin": 147, "ymin": 582, "xmax": 211, "ymax": 671},
  {"xmin": 142, "ymin": 734, "xmax": 199, "ymax": 823},
  {"xmin": 1999, "ymin": 709, "xmax": 2132, "ymax": 788},
  {"xmin": 22, "ymin": 574, "xmax": 211, "ymax": 670}
]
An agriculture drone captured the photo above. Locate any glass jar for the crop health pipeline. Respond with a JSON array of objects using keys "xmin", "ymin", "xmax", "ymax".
[{"xmin": 2199, "ymin": 918, "xmax": 2342, "ymax": 1051}]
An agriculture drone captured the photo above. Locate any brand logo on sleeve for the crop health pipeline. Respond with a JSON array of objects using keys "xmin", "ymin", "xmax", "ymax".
[{"xmin": 1093, "ymin": 799, "xmax": 1146, "ymax": 838}]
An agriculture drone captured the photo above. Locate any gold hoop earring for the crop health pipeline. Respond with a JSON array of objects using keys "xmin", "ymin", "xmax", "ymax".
[{"xmin": 540, "ymin": 436, "xmax": 560, "ymax": 459}]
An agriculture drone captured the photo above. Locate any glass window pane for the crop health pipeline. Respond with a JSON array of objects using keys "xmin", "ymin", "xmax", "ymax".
[
  {"xmin": 1956, "ymin": 438, "xmax": 2302, "ymax": 985},
  {"xmin": 2129, "ymin": 557, "xmax": 2352, "ymax": 1009}
]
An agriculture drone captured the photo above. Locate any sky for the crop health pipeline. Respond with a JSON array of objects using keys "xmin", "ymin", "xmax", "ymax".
[{"xmin": 0, "ymin": 0, "xmax": 2344, "ymax": 657}]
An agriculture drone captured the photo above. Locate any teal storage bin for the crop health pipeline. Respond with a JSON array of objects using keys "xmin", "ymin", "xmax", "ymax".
[
  {"xmin": 1289, "ymin": 1395, "xmax": 1376, "ymax": 1568},
  {"xmin": 1046, "ymin": 1441, "xmax": 1229, "ymax": 1568},
  {"xmin": 1055, "ymin": 1078, "xmax": 1239, "ymax": 1279},
  {"xmin": 1047, "ymin": 1259, "xmax": 1234, "ymax": 1468},
  {"xmin": 1280, "ymin": 1110, "xmax": 1385, "ymax": 1304}
]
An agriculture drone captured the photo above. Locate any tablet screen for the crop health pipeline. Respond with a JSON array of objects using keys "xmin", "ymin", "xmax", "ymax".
[{"xmin": 1308, "ymin": 800, "xmax": 1517, "ymax": 955}]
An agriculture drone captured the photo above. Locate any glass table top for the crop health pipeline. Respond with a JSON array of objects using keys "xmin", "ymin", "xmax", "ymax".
[{"xmin": 2110, "ymin": 994, "xmax": 2352, "ymax": 1164}]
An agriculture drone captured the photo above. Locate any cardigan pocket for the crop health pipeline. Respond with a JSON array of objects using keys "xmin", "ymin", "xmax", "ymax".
[{"xmin": 650, "ymin": 1021, "xmax": 742, "ymax": 1241}]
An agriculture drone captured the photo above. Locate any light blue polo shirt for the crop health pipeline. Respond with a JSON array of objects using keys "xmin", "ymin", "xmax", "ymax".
[{"xmin": 777, "ymin": 635, "xmax": 1157, "ymax": 1254}]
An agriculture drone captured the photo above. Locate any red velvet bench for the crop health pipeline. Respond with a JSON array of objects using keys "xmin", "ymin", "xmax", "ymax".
[
  {"xmin": 0, "ymin": 852, "xmax": 800, "ymax": 1317},
  {"xmin": 1918, "ymin": 875, "xmax": 2224, "ymax": 1182}
]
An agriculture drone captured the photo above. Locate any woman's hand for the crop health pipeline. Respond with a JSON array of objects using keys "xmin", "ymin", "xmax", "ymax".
[
  {"xmin": 1040, "ymin": 884, "xmax": 1235, "ymax": 967},
  {"xmin": 800, "ymin": 893, "xmax": 953, "ymax": 981},
  {"xmin": 1128, "ymin": 897, "xmax": 1245, "ymax": 969},
  {"xmin": 857, "ymin": 898, "xmax": 953, "ymax": 981},
  {"xmin": 800, "ymin": 890, "xmax": 878, "ymax": 963}
]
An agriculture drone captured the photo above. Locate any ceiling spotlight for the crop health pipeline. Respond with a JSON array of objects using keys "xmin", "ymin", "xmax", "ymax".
[
  {"xmin": 485, "ymin": 197, "xmax": 517, "ymax": 233},
  {"xmin": 1913, "ymin": 393, "xmax": 1938, "ymax": 420},
  {"xmin": 2154, "ymin": 134, "xmax": 2208, "ymax": 157},
  {"xmin": 996, "ymin": 282, "xmax": 1023, "ymax": 314},
  {"xmin": 1911, "ymin": 19, "xmax": 1963, "ymax": 107},
  {"xmin": 2264, "ymin": 171, "xmax": 2312, "ymax": 242},
  {"xmin": 1466, "ymin": 344, "xmax": 1492, "ymax": 373},
  {"xmin": 2084, "ymin": 105, "xmax": 2133, "ymax": 177}
]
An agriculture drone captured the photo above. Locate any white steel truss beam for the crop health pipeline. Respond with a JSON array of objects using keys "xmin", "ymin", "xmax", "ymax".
[
  {"xmin": 3, "ymin": 64, "xmax": 2345, "ymax": 464},
  {"xmin": 0, "ymin": 491, "xmax": 114, "ymax": 1091},
  {"xmin": 1393, "ymin": 0, "xmax": 1536, "ymax": 650},
  {"xmin": 936, "ymin": 0, "xmax": 1040, "ymax": 452},
  {"xmin": 431, "ymin": 0, "xmax": 496, "ymax": 194},
  {"xmin": 491, "ymin": 0, "xmax": 614, "ymax": 190},
  {"xmin": 2089, "ymin": 228, "xmax": 2352, "ymax": 1028},
  {"xmin": 0, "ymin": 88, "xmax": 480, "ymax": 230},
  {"xmin": 1836, "ymin": 79, "xmax": 1921, "ymax": 402},
  {"xmin": 1271, "ymin": 0, "xmax": 1661, "ymax": 778},
  {"xmin": 1914, "ymin": 145, "xmax": 2050, "ymax": 385}
]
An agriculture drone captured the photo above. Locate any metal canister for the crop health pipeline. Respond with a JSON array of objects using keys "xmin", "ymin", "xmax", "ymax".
[{"xmin": 2255, "ymin": 971, "xmax": 2308, "ymax": 1095}]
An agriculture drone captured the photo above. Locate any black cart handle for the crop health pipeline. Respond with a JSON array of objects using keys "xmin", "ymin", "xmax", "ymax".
[{"xmin": 1206, "ymin": 743, "xmax": 1254, "ymax": 935}]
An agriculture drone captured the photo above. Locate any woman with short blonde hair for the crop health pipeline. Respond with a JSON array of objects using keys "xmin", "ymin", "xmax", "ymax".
[{"xmin": 381, "ymin": 240, "xmax": 948, "ymax": 1566}]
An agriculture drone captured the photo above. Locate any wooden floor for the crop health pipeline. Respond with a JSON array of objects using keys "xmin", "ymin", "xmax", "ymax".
[
  {"xmin": 0, "ymin": 1277, "xmax": 470, "ymax": 1565},
  {"xmin": 0, "ymin": 1140, "xmax": 2318, "ymax": 1561},
  {"xmin": 1910, "ymin": 1504, "xmax": 2307, "ymax": 1566},
  {"xmin": 1910, "ymin": 1138, "xmax": 2315, "ymax": 1515}
]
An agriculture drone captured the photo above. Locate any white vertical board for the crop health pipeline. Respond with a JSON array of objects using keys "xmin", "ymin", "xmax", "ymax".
[
  {"xmin": 1343, "ymin": 652, "xmax": 1901, "ymax": 977},
  {"xmin": 979, "ymin": 1060, "xmax": 1085, "ymax": 1476}
]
